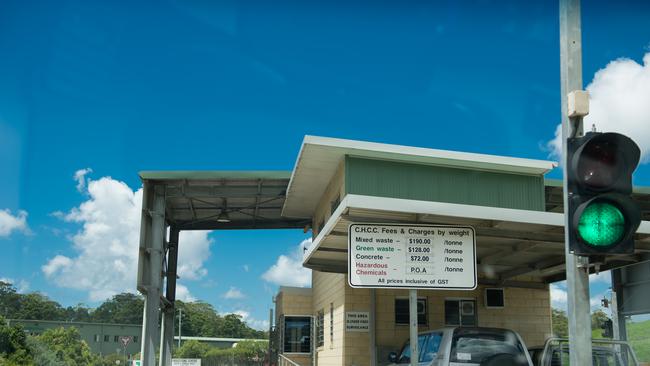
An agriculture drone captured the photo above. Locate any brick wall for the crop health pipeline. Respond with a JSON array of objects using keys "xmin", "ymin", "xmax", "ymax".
[
  {"xmin": 344, "ymin": 284, "xmax": 552, "ymax": 366},
  {"xmin": 312, "ymin": 271, "xmax": 346, "ymax": 366}
]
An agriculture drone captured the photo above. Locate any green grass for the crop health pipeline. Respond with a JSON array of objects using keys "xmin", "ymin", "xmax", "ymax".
[{"xmin": 626, "ymin": 319, "xmax": 650, "ymax": 362}]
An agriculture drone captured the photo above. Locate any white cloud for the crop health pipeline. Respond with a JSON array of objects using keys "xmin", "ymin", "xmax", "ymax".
[
  {"xmin": 42, "ymin": 173, "xmax": 213, "ymax": 302},
  {"xmin": 550, "ymin": 283, "xmax": 568, "ymax": 310},
  {"xmin": 223, "ymin": 287, "xmax": 246, "ymax": 300},
  {"xmin": 548, "ymin": 52, "xmax": 650, "ymax": 162},
  {"xmin": 262, "ymin": 238, "xmax": 312, "ymax": 288},
  {"xmin": 232, "ymin": 310, "xmax": 270, "ymax": 331},
  {"xmin": 177, "ymin": 231, "xmax": 211, "ymax": 280},
  {"xmin": 589, "ymin": 271, "xmax": 611, "ymax": 285},
  {"xmin": 176, "ymin": 284, "xmax": 197, "ymax": 302},
  {"xmin": 0, "ymin": 278, "xmax": 30, "ymax": 293},
  {"xmin": 73, "ymin": 168, "xmax": 93, "ymax": 192},
  {"xmin": 0, "ymin": 209, "xmax": 28, "ymax": 237},
  {"xmin": 42, "ymin": 255, "xmax": 73, "ymax": 277}
]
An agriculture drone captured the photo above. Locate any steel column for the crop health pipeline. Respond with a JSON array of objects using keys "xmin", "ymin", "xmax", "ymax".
[
  {"xmin": 560, "ymin": 0, "xmax": 592, "ymax": 363},
  {"xmin": 369, "ymin": 289, "xmax": 376, "ymax": 366},
  {"xmin": 611, "ymin": 269, "xmax": 627, "ymax": 341},
  {"xmin": 140, "ymin": 185, "xmax": 166, "ymax": 366},
  {"xmin": 160, "ymin": 227, "xmax": 179, "ymax": 366},
  {"xmin": 409, "ymin": 289, "xmax": 418, "ymax": 366}
]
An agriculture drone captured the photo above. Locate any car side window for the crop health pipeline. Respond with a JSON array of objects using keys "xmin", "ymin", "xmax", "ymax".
[{"xmin": 420, "ymin": 333, "xmax": 442, "ymax": 362}]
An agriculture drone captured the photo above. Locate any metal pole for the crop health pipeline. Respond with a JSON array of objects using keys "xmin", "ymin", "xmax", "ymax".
[
  {"xmin": 369, "ymin": 289, "xmax": 376, "ymax": 366},
  {"xmin": 268, "ymin": 308, "xmax": 273, "ymax": 365},
  {"xmin": 409, "ymin": 289, "xmax": 418, "ymax": 366},
  {"xmin": 560, "ymin": 0, "xmax": 593, "ymax": 364},
  {"xmin": 160, "ymin": 227, "xmax": 179, "ymax": 366},
  {"xmin": 178, "ymin": 308, "xmax": 182, "ymax": 348},
  {"xmin": 611, "ymin": 290, "xmax": 620, "ymax": 340},
  {"xmin": 611, "ymin": 269, "xmax": 627, "ymax": 340},
  {"xmin": 141, "ymin": 185, "xmax": 166, "ymax": 366}
]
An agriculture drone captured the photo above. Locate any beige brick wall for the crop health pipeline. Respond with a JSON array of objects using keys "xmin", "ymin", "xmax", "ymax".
[
  {"xmin": 285, "ymin": 271, "xmax": 552, "ymax": 366},
  {"xmin": 312, "ymin": 159, "xmax": 345, "ymax": 238},
  {"xmin": 344, "ymin": 286, "xmax": 372, "ymax": 366},
  {"xmin": 341, "ymin": 284, "xmax": 551, "ymax": 366},
  {"xmin": 312, "ymin": 271, "xmax": 346, "ymax": 366},
  {"xmin": 276, "ymin": 288, "xmax": 313, "ymax": 366}
]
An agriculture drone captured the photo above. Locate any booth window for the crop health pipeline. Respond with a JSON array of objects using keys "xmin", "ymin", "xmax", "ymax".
[
  {"xmin": 316, "ymin": 310, "xmax": 324, "ymax": 347},
  {"xmin": 395, "ymin": 298, "xmax": 427, "ymax": 325},
  {"xmin": 444, "ymin": 299, "xmax": 476, "ymax": 326},
  {"xmin": 283, "ymin": 316, "xmax": 311, "ymax": 353}
]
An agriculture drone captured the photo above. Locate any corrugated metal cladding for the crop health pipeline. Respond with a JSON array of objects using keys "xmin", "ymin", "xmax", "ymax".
[{"xmin": 345, "ymin": 156, "xmax": 545, "ymax": 211}]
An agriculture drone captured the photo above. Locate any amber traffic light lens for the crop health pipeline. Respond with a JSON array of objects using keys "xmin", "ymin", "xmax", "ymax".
[{"xmin": 577, "ymin": 141, "xmax": 622, "ymax": 189}]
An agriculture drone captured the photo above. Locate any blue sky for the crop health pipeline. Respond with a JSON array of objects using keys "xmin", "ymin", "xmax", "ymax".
[{"xmin": 1, "ymin": 0, "xmax": 650, "ymax": 329}]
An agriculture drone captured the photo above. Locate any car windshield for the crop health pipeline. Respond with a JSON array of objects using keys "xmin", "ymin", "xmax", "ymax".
[
  {"xmin": 397, "ymin": 333, "xmax": 443, "ymax": 364},
  {"xmin": 449, "ymin": 329, "xmax": 528, "ymax": 365}
]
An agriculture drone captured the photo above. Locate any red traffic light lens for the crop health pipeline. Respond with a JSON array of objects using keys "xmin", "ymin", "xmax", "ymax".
[{"xmin": 577, "ymin": 140, "xmax": 622, "ymax": 189}]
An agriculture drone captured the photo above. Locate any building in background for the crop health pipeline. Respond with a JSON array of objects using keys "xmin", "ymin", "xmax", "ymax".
[{"xmin": 7, "ymin": 319, "xmax": 142, "ymax": 356}]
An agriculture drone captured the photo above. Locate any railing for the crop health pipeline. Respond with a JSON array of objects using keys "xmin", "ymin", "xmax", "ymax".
[{"xmin": 278, "ymin": 354, "xmax": 302, "ymax": 366}]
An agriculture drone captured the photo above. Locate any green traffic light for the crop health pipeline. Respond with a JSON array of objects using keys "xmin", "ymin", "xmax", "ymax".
[{"xmin": 577, "ymin": 201, "xmax": 625, "ymax": 247}]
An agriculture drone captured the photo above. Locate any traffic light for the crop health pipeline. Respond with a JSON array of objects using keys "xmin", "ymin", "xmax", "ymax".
[
  {"xmin": 568, "ymin": 132, "xmax": 641, "ymax": 255},
  {"xmin": 601, "ymin": 319, "xmax": 613, "ymax": 338}
]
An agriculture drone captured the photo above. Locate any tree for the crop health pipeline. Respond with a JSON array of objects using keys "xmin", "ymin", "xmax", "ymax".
[
  {"xmin": 0, "ymin": 282, "xmax": 21, "ymax": 318},
  {"xmin": 174, "ymin": 340, "xmax": 211, "ymax": 359},
  {"xmin": 591, "ymin": 309, "xmax": 610, "ymax": 330},
  {"xmin": 177, "ymin": 301, "xmax": 221, "ymax": 337},
  {"xmin": 13, "ymin": 293, "xmax": 65, "ymax": 321},
  {"xmin": 0, "ymin": 315, "xmax": 33, "ymax": 365},
  {"xmin": 552, "ymin": 308, "xmax": 568, "ymax": 338},
  {"xmin": 63, "ymin": 304, "xmax": 92, "ymax": 322},
  {"xmin": 38, "ymin": 327, "xmax": 96, "ymax": 365},
  {"xmin": 92, "ymin": 293, "xmax": 144, "ymax": 324}
]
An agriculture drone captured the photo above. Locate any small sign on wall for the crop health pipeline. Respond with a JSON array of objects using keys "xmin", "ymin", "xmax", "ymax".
[
  {"xmin": 346, "ymin": 311, "xmax": 370, "ymax": 332},
  {"xmin": 172, "ymin": 359, "xmax": 201, "ymax": 366}
]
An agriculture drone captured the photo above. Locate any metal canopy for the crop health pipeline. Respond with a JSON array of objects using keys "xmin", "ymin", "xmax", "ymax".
[
  {"xmin": 304, "ymin": 194, "xmax": 650, "ymax": 286},
  {"xmin": 139, "ymin": 171, "xmax": 310, "ymax": 231},
  {"xmin": 136, "ymin": 171, "xmax": 310, "ymax": 366}
]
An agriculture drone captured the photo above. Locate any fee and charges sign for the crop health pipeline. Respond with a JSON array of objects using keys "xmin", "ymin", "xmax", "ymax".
[{"xmin": 348, "ymin": 224, "xmax": 476, "ymax": 290}]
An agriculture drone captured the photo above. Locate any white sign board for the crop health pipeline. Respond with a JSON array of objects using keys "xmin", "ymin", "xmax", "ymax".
[
  {"xmin": 349, "ymin": 224, "xmax": 476, "ymax": 289},
  {"xmin": 345, "ymin": 311, "xmax": 370, "ymax": 332},
  {"xmin": 172, "ymin": 359, "xmax": 201, "ymax": 366}
]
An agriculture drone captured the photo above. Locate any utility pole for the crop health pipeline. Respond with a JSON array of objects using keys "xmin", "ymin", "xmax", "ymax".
[
  {"xmin": 560, "ymin": 0, "xmax": 593, "ymax": 364},
  {"xmin": 178, "ymin": 307, "xmax": 182, "ymax": 348}
]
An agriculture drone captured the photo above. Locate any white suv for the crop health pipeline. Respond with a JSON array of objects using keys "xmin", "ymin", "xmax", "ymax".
[{"xmin": 388, "ymin": 327, "xmax": 533, "ymax": 366}]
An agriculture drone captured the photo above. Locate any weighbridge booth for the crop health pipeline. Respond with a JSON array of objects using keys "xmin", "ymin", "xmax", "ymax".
[
  {"xmin": 274, "ymin": 136, "xmax": 650, "ymax": 366},
  {"xmin": 136, "ymin": 135, "xmax": 650, "ymax": 366}
]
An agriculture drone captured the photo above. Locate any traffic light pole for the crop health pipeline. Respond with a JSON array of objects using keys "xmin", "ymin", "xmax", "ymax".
[{"xmin": 560, "ymin": 0, "xmax": 593, "ymax": 364}]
